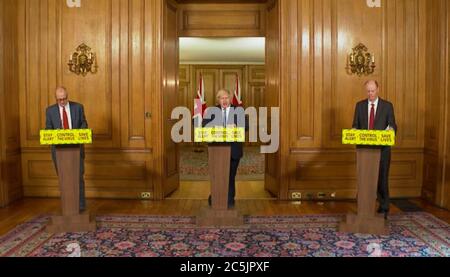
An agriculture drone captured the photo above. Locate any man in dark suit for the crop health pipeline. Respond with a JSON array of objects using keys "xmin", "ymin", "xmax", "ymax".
[
  {"xmin": 202, "ymin": 89, "xmax": 248, "ymax": 208},
  {"xmin": 352, "ymin": 80, "xmax": 397, "ymax": 219},
  {"xmin": 46, "ymin": 86, "xmax": 88, "ymax": 212}
]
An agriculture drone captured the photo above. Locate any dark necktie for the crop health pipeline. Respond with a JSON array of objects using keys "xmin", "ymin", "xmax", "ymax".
[
  {"xmin": 62, "ymin": 106, "xmax": 70, "ymax": 129},
  {"xmin": 223, "ymin": 108, "xmax": 227, "ymax": 127},
  {"xmin": 369, "ymin": 104, "xmax": 375, "ymax": 130}
]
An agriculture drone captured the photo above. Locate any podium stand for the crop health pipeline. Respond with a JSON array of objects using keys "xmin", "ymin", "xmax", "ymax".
[
  {"xmin": 197, "ymin": 144, "xmax": 243, "ymax": 226},
  {"xmin": 41, "ymin": 129, "xmax": 96, "ymax": 233},
  {"xmin": 339, "ymin": 148, "xmax": 388, "ymax": 235}
]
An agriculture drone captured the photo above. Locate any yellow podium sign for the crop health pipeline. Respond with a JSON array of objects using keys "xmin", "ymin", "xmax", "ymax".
[
  {"xmin": 194, "ymin": 127, "xmax": 245, "ymax": 143},
  {"xmin": 342, "ymin": 129, "xmax": 395, "ymax": 146},
  {"xmin": 40, "ymin": 129, "xmax": 93, "ymax": 145}
]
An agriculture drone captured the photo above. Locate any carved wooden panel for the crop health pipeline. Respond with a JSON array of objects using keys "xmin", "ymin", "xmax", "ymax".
[{"xmin": 178, "ymin": 3, "xmax": 266, "ymax": 37}]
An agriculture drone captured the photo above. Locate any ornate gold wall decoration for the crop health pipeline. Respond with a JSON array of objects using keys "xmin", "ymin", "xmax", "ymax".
[
  {"xmin": 68, "ymin": 43, "xmax": 98, "ymax": 76},
  {"xmin": 346, "ymin": 43, "xmax": 376, "ymax": 76}
]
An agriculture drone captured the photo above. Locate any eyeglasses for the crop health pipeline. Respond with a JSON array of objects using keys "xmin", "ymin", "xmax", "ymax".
[{"xmin": 56, "ymin": 97, "xmax": 68, "ymax": 101}]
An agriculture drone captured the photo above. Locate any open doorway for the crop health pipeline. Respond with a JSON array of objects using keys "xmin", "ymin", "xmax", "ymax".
[
  {"xmin": 161, "ymin": 0, "xmax": 281, "ymax": 200},
  {"xmin": 168, "ymin": 37, "xmax": 273, "ymax": 200}
]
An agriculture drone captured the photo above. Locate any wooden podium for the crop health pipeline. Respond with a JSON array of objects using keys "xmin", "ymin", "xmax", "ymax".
[
  {"xmin": 41, "ymin": 129, "xmax": 96, "ymax": 233},
  {"xmin": 197, "ymin": 144, "xmax": 244, "ymax": 226},
  {"xmin": 339, "ymin": 148, "xmax": 388, "ymax": 235}
]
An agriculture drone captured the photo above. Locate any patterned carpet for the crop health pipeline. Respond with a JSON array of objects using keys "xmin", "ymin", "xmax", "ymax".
[
  {"xmin": 180, "ymin": 146, "xmax": 264, "ymax": 181},
  {"xmin": 0, "ymin": 212, "xmax": 448, "ymax": 257}
]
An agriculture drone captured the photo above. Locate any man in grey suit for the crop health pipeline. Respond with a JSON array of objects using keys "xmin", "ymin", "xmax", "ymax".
[
  {"xmin": 46, "ymin": 86, "xmax": 88, "ymax": 212},
  {"xmin": 352, "ymin": 80, "xmax": 397, "ymax": 219}
]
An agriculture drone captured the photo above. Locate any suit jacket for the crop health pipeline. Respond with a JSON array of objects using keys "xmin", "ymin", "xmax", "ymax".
[
  {"xmin": 352, "ymin": 98, "xmax": 397, "ymax": 150},
  {"xmin": 46, "ymin": 101, "xmax": 88, "ymax": 130},
  {"xmin": 46, "ymin": 101, "xmax": 88, "ymax": 159},
  {"xmin": 202, "ymin": 105, "xmax": 249, "ymax": 160},
  {"xmin": 352, "ymin": 98, "xmax": 397, "ymax": 132}
]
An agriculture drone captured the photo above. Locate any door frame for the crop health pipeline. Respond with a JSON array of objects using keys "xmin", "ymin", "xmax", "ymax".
[{"xmin": 157, "ymin": 0, "xmax": 282, "ymax": 200}]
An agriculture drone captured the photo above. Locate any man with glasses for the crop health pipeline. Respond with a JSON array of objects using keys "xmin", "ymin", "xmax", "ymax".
[{"xmin": 46, "ymin": 86, "xmax": 88, "ymax": 212}]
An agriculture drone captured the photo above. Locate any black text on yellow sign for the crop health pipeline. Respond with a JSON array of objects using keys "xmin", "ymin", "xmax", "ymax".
[
  {"xmin": 40, "ymin": 129, "xmax": 93, "ymax": 145},
  {"xmin": 194, "ymin": 127, "xmax": 245, "ymax": 143},
  {"xmin": 342, "ymin": 129, "xmax": 395, "ymax": 146}
]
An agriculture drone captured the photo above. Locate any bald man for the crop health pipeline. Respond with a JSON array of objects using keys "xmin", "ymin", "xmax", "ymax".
[
  {"xmin": 352, "ymin": 80, "xmax": 397, "ymax": 219},
  {"xmin": 46, "ymin": 87, "xmax": 88, "ymax": 212}
]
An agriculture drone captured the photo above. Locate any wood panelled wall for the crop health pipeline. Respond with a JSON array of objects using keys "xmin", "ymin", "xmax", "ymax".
[
  {"xmin": 8, "ymin": 0, "xmax": 450, "ymax": 208},
  {"xmin": 280, "ymin": 0, "xmax": 427, "ymax": 200},
  {"xmin": 446, "ymin": 0, "xmax": 450, "ymax": 211},
  {"xmin": 17, "ymin": 0, "xmax": 163, "ymax": 199},
  {"xmin": 0, "ymin": 0, "xmax": 22, "ymax": 207},
  {"xmin": 161, "ymin": 0, "xmax": 179, "ymax": 198},
  {"xmin": 265, "ymin": 0, "xmax": 281, "ymax": 197},
  {"xmin": 178, "ymin": 64, "xmax": 265, "ymax": 110},
  {"xmin": 15, "ymin": 0, "xmax": 268, "ymax": 201},
  {"xmin": 423, "ymin": 0, "xmax": 450, "ymax": 209},
  {"xmin": 177, "ymin": 3, "xmax": 266, "ymax": 37}
]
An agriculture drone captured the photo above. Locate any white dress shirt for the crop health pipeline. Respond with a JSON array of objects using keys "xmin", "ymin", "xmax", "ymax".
[{"xmin": 59, "ymin": 102, "xmax": 73, "ymax": 129}]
